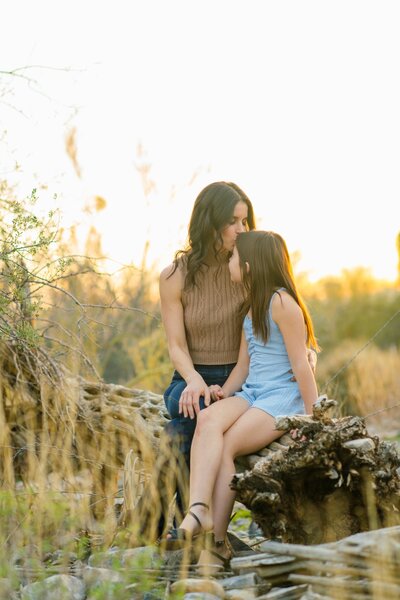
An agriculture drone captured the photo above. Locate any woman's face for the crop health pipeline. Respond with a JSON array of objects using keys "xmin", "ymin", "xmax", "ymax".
[
  {"xmin": 229, "ymin": 246, "xmax": 242, "ymax": 283},
  {"xmin": 220, "ymin": 201, "xmax": 248, "ymax": 252}
]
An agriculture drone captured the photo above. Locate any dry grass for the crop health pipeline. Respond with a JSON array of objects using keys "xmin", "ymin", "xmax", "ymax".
[
  {"xmin": 0, "ymin": 339, "xmax": 399, "ymax": 597},
  {"xmin": 317, "ymin": 342, "xmax": 400, "ymax": 437},
  {"xmin": 347, "ymin": 345, "xmax": 400, "ymax": 436},
  {"xmin": 0, "ymin": 340, "xmax": 169, "ymax": 572}
]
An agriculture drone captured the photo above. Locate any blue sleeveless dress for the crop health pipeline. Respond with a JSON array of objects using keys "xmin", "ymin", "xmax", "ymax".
[{"xmin": 234, "ymin": 289, "xmax": 305, "ymax": 417}]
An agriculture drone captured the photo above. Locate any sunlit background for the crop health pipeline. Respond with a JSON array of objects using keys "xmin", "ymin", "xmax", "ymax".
[
  {"xmin": 1, "ymin": 4, "xmax": 400, "ymax": 577},
  {"xmin": 2, "ymin": 0, "xmax": 399, "ymax": 282}
]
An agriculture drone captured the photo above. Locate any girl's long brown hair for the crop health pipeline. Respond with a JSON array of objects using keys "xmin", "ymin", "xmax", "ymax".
[
  {"xmin": 170, "ymin": 181, "xmax": 255, "ymax": 289},
  {"xmin": 236, "ymin": 230, "xmax": 319, "ymax": 350}
]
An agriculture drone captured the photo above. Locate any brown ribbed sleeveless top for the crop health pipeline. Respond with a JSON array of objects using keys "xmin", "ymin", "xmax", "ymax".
[{"xmin": 180, "ymin": 258, "xmax": 245, "ymax": 365}]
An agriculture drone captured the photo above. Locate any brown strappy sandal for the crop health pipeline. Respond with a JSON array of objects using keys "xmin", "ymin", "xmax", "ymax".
[
  {"xmin": 196, "ymin": 533, "xmax": 232, "ymax": 575},
  {"xmin": 163, "ymin": 502, "xmax": 210, "ymax": 550}
]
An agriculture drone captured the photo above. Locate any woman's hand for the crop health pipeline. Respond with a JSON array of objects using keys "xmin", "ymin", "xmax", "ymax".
[
  {"xmin": 209, "ymin": 385, "xmax": 225, "ymax": 403},
  {"xmin": 179, "ymin": 374, "xmax": 211, "ymax": 419}
]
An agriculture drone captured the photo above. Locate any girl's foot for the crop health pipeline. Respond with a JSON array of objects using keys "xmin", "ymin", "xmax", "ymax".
[
  {"xmin": 162, "ymin": 502, "xmax": 213, "ymax": 550},
  {"xmin": 177, "ymin": 502, "xmax": 213, "ymax": 535}
]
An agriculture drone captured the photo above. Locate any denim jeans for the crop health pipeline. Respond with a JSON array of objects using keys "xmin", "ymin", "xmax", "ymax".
[
  {"xmin": 164, "ymin": 364, "xmax": 235, "ymax": 459},
  {"xmin": 136, "ymin": 363, "xmax": 235, "ymax": 540},
  {"xmin": 163, "ymin": 364, "xmax": 235, "ymax": 515}
]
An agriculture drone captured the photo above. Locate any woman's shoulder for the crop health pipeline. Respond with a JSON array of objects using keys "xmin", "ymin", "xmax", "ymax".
[
  {"xmin": 160, "ymin": 255, "xmax": 187, "ymax": 279},
  {"xmin": 159, "ymin": 260, "xmax": 185, "ymax": 299},
  {"xmin": 160, "ymin": 262, "xmax": 175, "ymax": 281}
]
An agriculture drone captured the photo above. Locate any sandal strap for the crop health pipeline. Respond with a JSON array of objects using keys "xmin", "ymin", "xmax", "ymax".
[
  {"xmin": 189, "ymin": 502, "xmax": 209, "ymax": 510},
  {"xmin": 188, "ymin": 509, "xmax": 206, "ymax": 530},
  {"xmin": 207, "ymin": 547, "xmax": 230, "ymax": 568},
  {"xmin": 187, "ymin": 502, "xmax": 209, "ymax": 531}
]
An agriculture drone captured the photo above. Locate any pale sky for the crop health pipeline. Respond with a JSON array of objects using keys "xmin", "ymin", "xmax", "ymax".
[{"xmin": 1, "ymin": 0, "xmax": 399, "ymax": 281}]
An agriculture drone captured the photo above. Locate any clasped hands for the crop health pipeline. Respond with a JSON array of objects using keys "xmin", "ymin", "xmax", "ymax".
[{"xmin": 178, "ymin": 377, "xmax": 225, "ymax": 419}]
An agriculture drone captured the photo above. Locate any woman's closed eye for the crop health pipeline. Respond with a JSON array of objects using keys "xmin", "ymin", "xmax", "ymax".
[{"xmin": 230, "ymin": 218, "xmax": 248, "ymax": 226}]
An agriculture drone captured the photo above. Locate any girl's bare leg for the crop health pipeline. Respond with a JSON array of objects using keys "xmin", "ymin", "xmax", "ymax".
[
  {"xmin": 173, "ymin": 396, "xmax": 249, "ymax": 535},
  {"xmin": 199, "ymin": 407, "xmax": 283, "ymax": 564}
]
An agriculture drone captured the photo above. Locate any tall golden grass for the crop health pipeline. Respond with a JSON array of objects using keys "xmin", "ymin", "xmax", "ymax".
[
  {"xmin": 317, "ymin": 341, "xmax": 400, "ymax": 434},
  {"xmin": 0, "ymin": 341, "xmax": 170, "ymax": 582},
  {"xmin": 0, "ymin": 336, "xmax": 399, "ymax": 596}
]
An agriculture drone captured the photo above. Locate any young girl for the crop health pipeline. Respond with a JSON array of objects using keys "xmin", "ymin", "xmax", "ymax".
[{"xmin": 164, "ymin": 230, "xmax": 319, "ymax": 568}]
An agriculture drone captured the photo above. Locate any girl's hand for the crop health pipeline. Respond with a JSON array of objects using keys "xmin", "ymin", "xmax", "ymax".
[
  {"xmin": 179, "ymin": 374, "xmax": 211, "ymax": 419},
  {"xmin": 307, "ymin": 348, "xmax": 317, "ymax": 374},
  {"xmin": 209, "ymin": 385, "xmax": 225, "ymax": 402}
]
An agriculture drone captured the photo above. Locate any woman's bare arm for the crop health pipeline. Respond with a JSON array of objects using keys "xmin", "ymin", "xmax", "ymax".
[{"xmin": 159, "ymin": 264, "xmax": 210, "ymax": 418}]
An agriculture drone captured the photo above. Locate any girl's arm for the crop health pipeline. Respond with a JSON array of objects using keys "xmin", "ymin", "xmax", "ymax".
[
  {"xmin": 159, "ymin": 264, "xmax": 210, "ymax": 417},
  {"xmin": 210, "ymin": 329, "xmax": 250, "ymax": 400},
  {"xmin": 272, "ymin": 292, "xmax": 318, "ymax": 414}
]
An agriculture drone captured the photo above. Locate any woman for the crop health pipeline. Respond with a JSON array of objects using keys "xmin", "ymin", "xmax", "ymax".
[
  {"xmin": 163, "ymin": 231, "xmax": 319, "ymax": 570},
  {"xmin": 160, "ymin": 181, "xmax": 256, "ymax": 506},
  {"xmin": 131, "ymin": 182, "xmax": 255, "ymax": 542}
]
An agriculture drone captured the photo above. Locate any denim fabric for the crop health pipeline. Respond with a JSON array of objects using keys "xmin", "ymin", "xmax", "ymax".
[
  {"xmin": 164, "ymin": 364, "xmax": 235, "ymax": 417},
  {"xmin": 163, "ymin": 363, "xmax": 235, "ymax": 466},
  {"xmin": 143, "ymin": 363, "xmax": 235, "ymax": 537}
]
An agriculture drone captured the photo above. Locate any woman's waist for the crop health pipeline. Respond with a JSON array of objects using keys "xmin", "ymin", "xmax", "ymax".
[{"xmin": 189, "ymin": 346, "xmax": 239, "ymax": 366}]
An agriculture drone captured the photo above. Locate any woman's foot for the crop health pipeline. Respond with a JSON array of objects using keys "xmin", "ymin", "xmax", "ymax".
[
  {"xmin": 162, "ymin": 502, "xmax": 213, "ymax": 550},
  {"xmin": 196, "ymin": 534, "xmax": 232, "ymax": 575}
]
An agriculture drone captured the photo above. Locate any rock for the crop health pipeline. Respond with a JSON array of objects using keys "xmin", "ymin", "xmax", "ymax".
[
  {"xmin": 20, "ymin": 574, "xmax": 85, "ymax": 599},
  {"xmin": 143, "ymin": 591, "xmax": 166, "ymax": 600},
  {"xmin": 256, "ymin": 584, "xmax": 309, "ymax": 599},
  {"xmin": 0, "ymin": 577, "xmax": 17, "ymax": 599},
  {"xmin": 220, "ymin": 572, "xmax": 259, "ymax": 590},
  {"xmin": 120, "ymin": 545, "xmax": 161, "ymax": 568},
  {"xmin": 82, "ymin": 566, "xmax": 126, "ymax": 585},
  {"xmin": 86, "ymin": 582, "xmax": 135, "ymax": 600},
  {"xmin": 182, "ymin": 594, "xmax": 221, "ymax": 600},
  {"xmin": 87, "ymin": 547, "xmax": 122, "ymax": 568},
  {"xmin": 225, "ymin": 590, "xmax": 257, "ymax": 599},
  {"xmin": 87, "ymin": 544, "xmax": 161, "ymax": 569},
  {"xmin": 170, "ymin": 577, "xmax": 225, "ymax": 598}
]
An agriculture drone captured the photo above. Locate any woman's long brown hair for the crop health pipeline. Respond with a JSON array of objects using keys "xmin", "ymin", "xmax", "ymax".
[
  {"xmin": 170, "ymin": 181, "xmax": 255, "ymax": 289},
  {"xmin": 236, "ymin": 230, "xmax": 319, "ymax": 350}
]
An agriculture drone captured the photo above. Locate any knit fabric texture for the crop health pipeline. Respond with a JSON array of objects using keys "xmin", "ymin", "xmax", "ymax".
[{"xmin": 181, "ymin": 259, "xmax": 245, "ymax": 365}]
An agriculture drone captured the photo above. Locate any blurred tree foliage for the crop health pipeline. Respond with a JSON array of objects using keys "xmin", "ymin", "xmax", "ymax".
[
  {"xmin": 310, "ymin": 274, "xmax": 399, "ymax": 353},
  {"xmin": 41, "ymin": 225, "xmax": 172, "ymax": 392},
  {"xmin": 1, "ymin": 69, "xmax": 398, "ymax": 416},
  {"xmin": 49, "ymin": 239, "xmax": 398, "ymax": 401},
  {"xmin": 0, "ymin": 179, "xmax": 171, "ymax": 390},
  {"xmin": 307, "ymin": 268, "xmax": 399, "ymax": 417},
  {"xmin": 1, "ymin": 178, "xmax": 398, "ymax": 406},
  {"xmin": 0, "ymin": 185, "xmax": 68, "ymax": 350}
]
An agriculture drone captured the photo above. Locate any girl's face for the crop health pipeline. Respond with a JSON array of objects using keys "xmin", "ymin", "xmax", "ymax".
[
  {"xmin": 220, "ymin": 201, "xmax": 248, "ymax": 252},
  {"xmin": 229, "ymin": 246, "xmax": 242, "ymax": 283}
]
